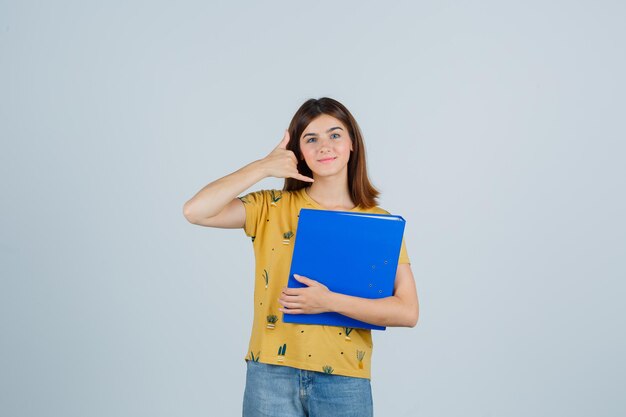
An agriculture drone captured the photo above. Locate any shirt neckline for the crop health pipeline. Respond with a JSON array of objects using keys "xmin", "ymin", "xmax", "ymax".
[{"xmin": 300, "ymin": 187, "xmax": 362, "ymax": 212}]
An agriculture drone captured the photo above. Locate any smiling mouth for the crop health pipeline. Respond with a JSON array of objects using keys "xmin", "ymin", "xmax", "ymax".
[{"xmin": 318, "ymin": 157, "xmax": 337, "ymax": 162}]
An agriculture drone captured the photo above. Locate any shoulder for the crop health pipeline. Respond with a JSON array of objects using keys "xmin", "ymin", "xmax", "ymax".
[
  {"xmin": 357, "ymin": 205, "xmax": 391, "ymax": 215},
  {"xmin": 238, "ymin": 189, "xmax": 299, "ymax": 207},
  {"xmin": 238, "ymin": 189, "xmax": 292, "ymax": 201}
]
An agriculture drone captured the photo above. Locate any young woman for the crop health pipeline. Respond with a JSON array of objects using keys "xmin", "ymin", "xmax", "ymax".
[{"xmin": 183, "ymin": 97, "xmax": 419, "ymax": 417}]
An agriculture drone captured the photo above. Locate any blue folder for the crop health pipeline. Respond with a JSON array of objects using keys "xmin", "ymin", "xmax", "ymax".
[{"xmin": 282, "ymin": 208, "xmax": 406, "ymax": 330}]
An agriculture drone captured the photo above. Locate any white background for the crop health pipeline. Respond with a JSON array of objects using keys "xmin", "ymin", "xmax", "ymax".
[{"xmin": 1, "ymin": 1, "xmax": 624, "ymax": 416}]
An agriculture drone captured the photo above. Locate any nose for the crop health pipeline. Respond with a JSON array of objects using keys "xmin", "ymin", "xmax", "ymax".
[{"xmin": 317, "ymin": 137, "xmax": 333, "ymax": 152}]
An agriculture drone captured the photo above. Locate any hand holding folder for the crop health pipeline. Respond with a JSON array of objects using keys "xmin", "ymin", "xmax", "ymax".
[{"xmin": 283, "ymin": 208, "xmax": 406, "ymax": 330}]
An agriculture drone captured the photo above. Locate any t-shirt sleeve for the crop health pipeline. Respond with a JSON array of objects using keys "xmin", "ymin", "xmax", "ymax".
[
  {"xmin": 237, "ymin": 189, "xmax": 270, "ymax": 238},
  {"xmin": 398, "ymin": 237, "xmax": 411, "ymax": 265}
]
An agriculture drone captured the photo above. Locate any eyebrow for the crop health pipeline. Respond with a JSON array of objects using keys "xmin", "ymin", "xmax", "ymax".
[{"xmin": 302, "ymin": 126, "xmax": 344, "ymax": 139}]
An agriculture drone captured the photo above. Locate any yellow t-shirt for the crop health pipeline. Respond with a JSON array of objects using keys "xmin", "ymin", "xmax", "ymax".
[{"xmin": 238, "ymin": 187, "xmax": 410, "ymax": 379}]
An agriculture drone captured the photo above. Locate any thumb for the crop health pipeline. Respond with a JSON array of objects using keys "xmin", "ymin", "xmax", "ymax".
[{"xmin": 275, "ymin": 130, "xmax": 290, "ymax": 150}]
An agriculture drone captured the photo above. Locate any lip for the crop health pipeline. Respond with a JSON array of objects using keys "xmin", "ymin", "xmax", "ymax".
[{"xmin": 317, "ymin": 157, "xmax": 337, "ymax": 163}]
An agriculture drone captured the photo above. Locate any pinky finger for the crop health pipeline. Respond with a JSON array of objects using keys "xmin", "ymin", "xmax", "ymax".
[
  {"xmin": 295, "ymin": 174, "xmax": 314, "ymax": 183},
  {"xmin": 280, "ymin": 308, "xmax": 304, "ymax": 314}
]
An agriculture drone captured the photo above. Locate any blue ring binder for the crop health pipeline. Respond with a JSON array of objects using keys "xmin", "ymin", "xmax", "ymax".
[{"xmin": 283, "ymin": 208, "xmax": 406, "ymax": 330}]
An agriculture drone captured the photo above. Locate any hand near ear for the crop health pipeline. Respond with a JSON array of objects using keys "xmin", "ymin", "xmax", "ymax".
[{"xmin": 257, "ymin": 130, "xmax": 314, "ymax": 183}]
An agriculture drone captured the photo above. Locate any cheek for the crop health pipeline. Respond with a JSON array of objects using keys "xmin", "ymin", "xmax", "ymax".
[
  {"xmin": 339, "ymin": 142, "xmax": 352, "ymax": 155},
  {"xmin": 301, "ymin": 148, "xmax": 314, "ymax": 161}
]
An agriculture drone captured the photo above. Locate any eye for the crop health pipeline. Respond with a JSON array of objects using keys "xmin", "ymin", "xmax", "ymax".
[
  {"xmin": 331, "ymin": 133, "xmax": 340, "ymax": 139},
  {"xmin": 306, "ymin": 137, "xmax": 317, "ymax": 143}
]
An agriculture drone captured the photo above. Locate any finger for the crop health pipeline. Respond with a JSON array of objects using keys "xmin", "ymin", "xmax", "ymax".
[
  {"xmin": 292, "ymin": 173, "xmax": 315, "ymax": 183},
  {"xmin": 294, "ymin": 274, "xmax": 316, "ymax": 285},
  {"xmin": 279, "ymin": 308, "xmax": 304, "ymax": 314},
  {"xmin": 279, "ymin": 294, "xmax": 300, "ymax": 303},
  {"xmin": 278, "ymin": 296, "xmax": 303, "ymax": 308},
  {"xmin": 286, "ymin": 150, "xmax": 298, "ymax": 165},
  {"xmin": 278, "ymin": 294, "xmax": 299, "ymax": 304},
  {"xmin": 279, "ymin": 299, "xmax": 301, "ymax": 309},
  {"xmin": 275, "ymin": 130, "xmax": 290, "ymax": 150},
  {"xmin": 281, "ymin": 287, "xmax": 301, "ymax": 296}
]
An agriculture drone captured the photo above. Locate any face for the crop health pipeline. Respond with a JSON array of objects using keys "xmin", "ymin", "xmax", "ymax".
[{"xmin": 299, "ymin": 114, "xmax": 353, "ymax": 179}]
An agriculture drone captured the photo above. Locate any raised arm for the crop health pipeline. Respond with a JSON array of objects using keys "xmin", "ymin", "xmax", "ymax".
[{"xmin": 182, "ymin": 130, "xmax": 314, "ymax": 228}]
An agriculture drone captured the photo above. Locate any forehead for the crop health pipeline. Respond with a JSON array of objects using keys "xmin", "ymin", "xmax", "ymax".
[{"xmin": 301, "ymin": 114, "xmax": 347, "ymax": 136}]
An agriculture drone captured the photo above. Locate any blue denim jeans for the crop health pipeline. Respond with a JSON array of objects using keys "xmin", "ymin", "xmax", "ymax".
[{"xmin": 242, "ymin": 360, "xmax": 373, "ymax": 417}]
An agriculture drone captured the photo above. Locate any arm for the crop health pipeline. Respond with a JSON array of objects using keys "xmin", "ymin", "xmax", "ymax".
[
  {"xmin": 182, "ymin": 160, "xmax": 265, "ymax": 227},
  {"xmin": 182, "ymin": 130, "xmax": 313, "ymax": 227},
  {"xmin": 279, "ymin": 263, "xmax": 419, "ymax": 328}
]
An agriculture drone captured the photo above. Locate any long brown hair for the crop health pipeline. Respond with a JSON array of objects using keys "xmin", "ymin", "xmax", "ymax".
[{"xmin": 283, "ymin": 97, "xmax": 380, "ymax": 208}]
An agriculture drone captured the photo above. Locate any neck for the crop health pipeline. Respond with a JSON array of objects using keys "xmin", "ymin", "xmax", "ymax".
[{"xmin": 306, "ymin": 176, "xmax": 355, "ymax": 210}]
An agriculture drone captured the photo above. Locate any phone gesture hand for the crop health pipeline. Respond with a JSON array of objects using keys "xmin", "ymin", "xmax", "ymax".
[{"xmin": 260, "ymin": 130, "xmax": 314, "ymax": 183}]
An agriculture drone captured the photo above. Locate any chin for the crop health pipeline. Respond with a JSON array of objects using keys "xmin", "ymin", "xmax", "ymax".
[{"xmin": 312, "ymin": 168, "xmax": 346, "ymax": 178}]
